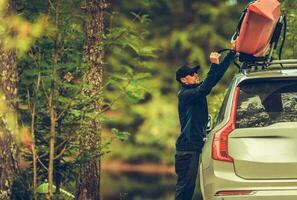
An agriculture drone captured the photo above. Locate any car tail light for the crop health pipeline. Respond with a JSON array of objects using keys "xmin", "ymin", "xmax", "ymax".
[
  {"xmin": 212, "ymin": 87, "xmax": 240, "ymax": 163},
  {"xmin": 215, "ymin": 190, "xmax": 254, "ymax": 196}
]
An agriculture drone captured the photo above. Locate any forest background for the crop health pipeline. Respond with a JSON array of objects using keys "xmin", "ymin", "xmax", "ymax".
[{"xmin": 0, "ymin": 0, "xmax": 296, "ymax": 199}]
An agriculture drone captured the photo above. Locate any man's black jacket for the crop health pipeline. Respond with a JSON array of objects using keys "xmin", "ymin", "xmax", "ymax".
[{"xmin": 176, "ymin": 51, "xmax": 236, "ymax": 151}]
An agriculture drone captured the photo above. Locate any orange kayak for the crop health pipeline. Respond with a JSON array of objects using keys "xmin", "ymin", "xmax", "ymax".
[{"xmin": 234, "ymin": 0, "xmax": 281, "ymax": 57}]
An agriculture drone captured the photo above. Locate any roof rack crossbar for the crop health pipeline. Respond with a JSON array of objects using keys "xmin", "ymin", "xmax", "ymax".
[
  {"xmin": 269, "ymin": 59, "xmax": 297, "ymax": 64},
  {"xmin": 239, "ymin": 59, "xmax": 297, "ymax": 73},
  {"xmin": 269, "ymin": 64, "xmax": 297, "ymax": 68}
]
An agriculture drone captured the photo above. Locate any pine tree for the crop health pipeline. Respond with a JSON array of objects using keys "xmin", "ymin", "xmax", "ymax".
[
  {"xmin": 75, "ymin": 0, "xmax": 107, "ymax": 199},
  {"xmin": 0, "ymin": 0, "xmax": 19, "ymax": 199}
]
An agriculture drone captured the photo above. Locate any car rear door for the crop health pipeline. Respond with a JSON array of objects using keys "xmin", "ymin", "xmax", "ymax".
[{"xmin": 229, "ymin": 78, "xmax": 297, "ymax": 179}]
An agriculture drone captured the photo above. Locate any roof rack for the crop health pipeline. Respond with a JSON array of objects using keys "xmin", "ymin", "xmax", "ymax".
[
  {"xmin": 268, "ymin": 59, "xmax": 297, "ymax": 68},
  {"xmin": 239, "ymin": 59, "xmax": 297, "ymax": 74}
]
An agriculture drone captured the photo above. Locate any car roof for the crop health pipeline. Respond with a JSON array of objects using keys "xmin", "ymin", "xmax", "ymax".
[{"xmin": 232, "ymin": 59, "xmax": 297, "ymax": 85}]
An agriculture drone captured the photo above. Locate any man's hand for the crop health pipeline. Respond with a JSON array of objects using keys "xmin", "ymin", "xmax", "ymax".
[
  {"xmin": 210, "ymin": 52, "xmax": 221, "ymax": 64},
  {"xmin": 231, "ymin": 40, "xmax": 236, "ymax": 50},
  {"xmin": 231, "ymin": 40, "xmax": 240, "ymax": 56}
]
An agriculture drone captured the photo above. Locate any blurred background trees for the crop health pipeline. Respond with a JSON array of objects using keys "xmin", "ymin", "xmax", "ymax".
[
  {"xmin": 282, "ymin": 0, "xmax": 297, "ymax": 58},
  {"xmin": 104, "ymin": 0, "xmax": 246, "ymax": 162},
  {"xmin": 0, "ymin": 0, "xmax": 295, "ymax": 199}
]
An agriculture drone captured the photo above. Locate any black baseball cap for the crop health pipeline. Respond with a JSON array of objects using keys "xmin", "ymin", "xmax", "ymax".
[{"xmin": 176, "ymin": 65, "xmax": 200, "ymax": 83}]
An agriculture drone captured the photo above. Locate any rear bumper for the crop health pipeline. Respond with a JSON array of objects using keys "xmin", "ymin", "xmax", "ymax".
[
  {"xmin": 209, "ymin": 190, "xmax": 297, "ymax": 200},
  {"xmin": 201, "ymin": 160, "xmax": 297, "ymax": 200}
]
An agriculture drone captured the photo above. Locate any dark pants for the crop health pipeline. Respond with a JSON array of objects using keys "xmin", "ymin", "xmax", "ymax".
[{"xmin": 175, "ymin": 150, "xmax": 200, "ymax": 200}]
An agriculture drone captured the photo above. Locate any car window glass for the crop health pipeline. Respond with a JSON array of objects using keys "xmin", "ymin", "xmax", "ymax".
[
  {"xmin": 236, "ymin": 80, "xmax": 297, "ymax": 128},
  {"xmin": 215, "ymin": 79, "xmax": 235, "ymax": 125}
]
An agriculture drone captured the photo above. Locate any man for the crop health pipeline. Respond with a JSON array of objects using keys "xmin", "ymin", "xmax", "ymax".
[{"xmin": 175, "ymin": 49, "xmax": 237, "ymax": 200}]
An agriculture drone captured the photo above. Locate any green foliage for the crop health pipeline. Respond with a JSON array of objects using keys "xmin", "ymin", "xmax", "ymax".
[
  {"xmin": 111, "ymin": 128, "xmax": 130, "ymax": 142},
  {"xmin": 0, "ymin": 0, "xmax": 49, "ymax": 55},
  {"xmin": 14, "ymin": 0, "xmax": 156, "ymax": 197},
  {"xmin": 16, "ymin": 0, "xmax": 88, "ymax": 196},
  {"xmin": 11, "ymin": 170, "xmax": 33, "ymax": 200},
  {"xmin": 104, "ymin": 0, "xmax": 246, "ymax": 154},
  {"xmin": 281, "ymin": 1, "xmax": 297, "ymax": 58},
  {"xmin": 133, "ymin": 92, "xmax": 178, "ymax": 149}
]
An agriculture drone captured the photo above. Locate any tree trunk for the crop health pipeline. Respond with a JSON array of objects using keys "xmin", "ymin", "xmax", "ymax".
[
  {"xmin": 54, "ymin": 115, "xmax": 64, "ymax": 200},
  {"xmin": 0, "ymin": 0, "xmax": 19, "ymax": 199},
  {"xmin": 31, "ymin": 105, "xmax": 37, "ymax": 200},
  {"xmin": 47, "ymin": 0, "xmax": 60, "ymax": 199},
  {"xmin": 75, "ymin": 0, "xmax": 107, "ymax": 199}
]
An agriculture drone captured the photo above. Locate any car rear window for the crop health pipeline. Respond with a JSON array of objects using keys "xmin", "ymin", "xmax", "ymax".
[{"xmin": 236, "ymin": 79, "xmax": 297, "ymax": 128}]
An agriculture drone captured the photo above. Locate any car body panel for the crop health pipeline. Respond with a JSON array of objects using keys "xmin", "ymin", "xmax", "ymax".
[{"xmin": 229, "ymin": 125, "xmax": 297, "ymax": 179}]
